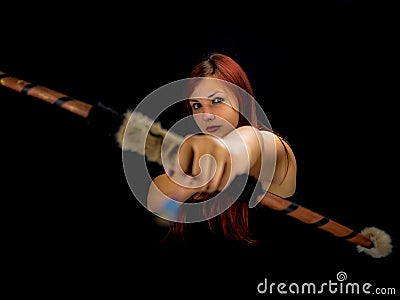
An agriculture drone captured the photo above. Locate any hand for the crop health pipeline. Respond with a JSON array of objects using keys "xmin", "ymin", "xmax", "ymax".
[{"xmin": 171, "ymin": 134, "xmax": 236, "ymax": 194}]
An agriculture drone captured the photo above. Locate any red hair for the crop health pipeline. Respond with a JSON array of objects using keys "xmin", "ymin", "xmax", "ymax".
[
  {"xmin": 183, "ymin": 53, "xmax": 266, "ymax": 130},
  {"xmin": 167, "ymin": 53, "xmax": 269, "ymax": 245}
]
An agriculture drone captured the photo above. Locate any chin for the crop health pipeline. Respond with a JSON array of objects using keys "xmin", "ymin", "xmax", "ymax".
[{"xmin": 212, "ymin": 131, "xmax": 227, "ymax": 138}]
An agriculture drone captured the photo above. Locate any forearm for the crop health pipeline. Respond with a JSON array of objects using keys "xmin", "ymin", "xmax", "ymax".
[{"xmin": 147, "ymin": 174, "xmax": 195, "ymax": 213}]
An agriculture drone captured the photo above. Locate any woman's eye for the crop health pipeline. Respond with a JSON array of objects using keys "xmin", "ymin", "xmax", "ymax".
[
  {"xmin": 192, "ymin": 103, "xmax": 201, "ymax": 110},
  {"xmin": 212, "ymin": 97, "xmax": 224, "ymax": 104}
]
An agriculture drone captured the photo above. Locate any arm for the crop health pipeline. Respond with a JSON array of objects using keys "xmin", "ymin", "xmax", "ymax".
[
  {"xmin": 224, "ymin": 126, "xmax": 297, "ymax": 199},
  {"xmin": 147, "ymin": 126, "xmax": 297, "ymax": 213},
  {"xmin": 147, "ymin": 133, "xmax": 232, "ymax": 213},
  {"xmin": 147, "ymin": 173, "xmax": 199, "ymax": 213}
]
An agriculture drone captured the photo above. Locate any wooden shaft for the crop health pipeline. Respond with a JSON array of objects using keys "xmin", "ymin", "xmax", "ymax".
[
  {"xmin": 0, "ymin": 69, "xmax": 375, "ymax": 249},
  {"xmin": 0, "ymin": 71, "xmax": 92, "ymax": 118},
  {"xmin": 262, "ymin": 193, "xmax": 373, "ymax": 248}
]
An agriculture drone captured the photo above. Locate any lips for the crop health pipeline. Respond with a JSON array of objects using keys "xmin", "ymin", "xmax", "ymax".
[{"xmin": 206, "ymin": 125, "xmax": 221, "ymax": 133}]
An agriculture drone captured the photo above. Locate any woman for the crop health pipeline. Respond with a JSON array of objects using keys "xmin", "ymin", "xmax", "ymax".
[{"xmin": 147, "ymin": 52, "xmax": 297, "ymax": 245}]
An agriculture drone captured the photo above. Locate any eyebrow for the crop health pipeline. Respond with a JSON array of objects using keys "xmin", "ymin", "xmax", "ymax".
[{"xmin": 189, "ymin": 91, "xmax": 224, "ymax": 101}]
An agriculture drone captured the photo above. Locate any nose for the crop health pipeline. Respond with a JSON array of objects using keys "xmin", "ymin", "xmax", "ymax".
[
  {"xmin": 202, "ymin": 112, "xmax": 215, "ymax": 121},
  {"xmin": 202, "ymin": 106, "xmax": 215, "ymax": 121}
]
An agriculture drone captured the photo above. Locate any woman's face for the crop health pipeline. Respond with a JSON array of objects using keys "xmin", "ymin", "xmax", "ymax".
[{"xmin": 189, "ymin": 78, "xmax": 239, "ymax": 138}]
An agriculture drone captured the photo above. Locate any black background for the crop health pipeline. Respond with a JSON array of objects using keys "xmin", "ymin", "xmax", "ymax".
[{"xmin": 2, "ymin": 1, "xmax": 399, "ymax": 298}]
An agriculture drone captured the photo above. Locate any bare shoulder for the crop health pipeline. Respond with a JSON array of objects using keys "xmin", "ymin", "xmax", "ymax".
[{"xmin": 261, "ymin": 131, "xmax": 297, "ymax": 198}]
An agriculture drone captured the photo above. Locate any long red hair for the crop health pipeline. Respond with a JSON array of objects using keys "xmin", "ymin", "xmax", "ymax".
[{"xmin": 166, "ymin": 53, "xmax": 270, "ymax": 245}]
